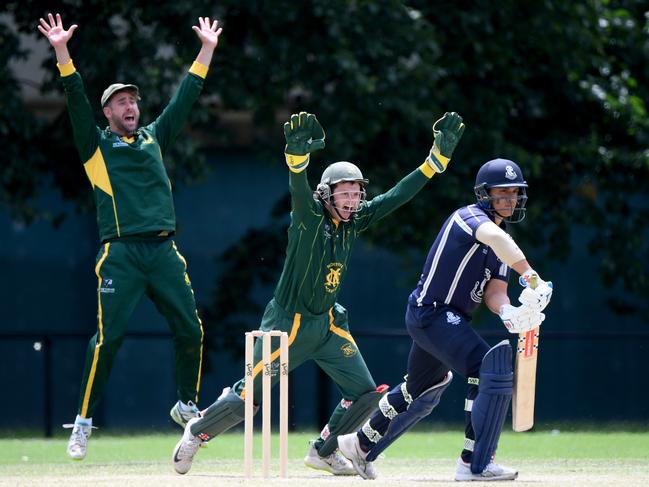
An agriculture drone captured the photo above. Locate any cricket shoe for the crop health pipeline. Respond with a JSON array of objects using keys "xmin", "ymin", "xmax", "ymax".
[
  {"xmin": 64, "ymin": 423, "xmax": 93, "ymax": 460},
  {"xmin": 170, "ymin": 400, "xmax": 201, "ymax": 428},
  {"xmin": 304, "ymin": 441, "xmax": 356, "ymax": 475},
  {"xmin": 337, "ymin": 432, "xmax": 378, "ymax": 480},
  {"xmin": 172, "ymin": 417, "xmax": 204, "ymax": 474},
  {"xmin": 454, "ymin": 457, "xmax": 518, "ymax": 481}
]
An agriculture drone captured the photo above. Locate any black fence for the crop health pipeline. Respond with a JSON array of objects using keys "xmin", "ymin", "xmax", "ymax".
[{"xmin": 1, "ymin": 329, "xmax": 648, "ymax": 437}]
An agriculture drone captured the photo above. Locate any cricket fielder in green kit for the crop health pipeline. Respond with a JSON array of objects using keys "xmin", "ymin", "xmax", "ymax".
[
  {"xmin": 172, "ymin": 111, "xmax": 466, "ymax": 476},
  {"xmin": 37, "ymin": 13, "xmax": 223, "ymax": 460}
]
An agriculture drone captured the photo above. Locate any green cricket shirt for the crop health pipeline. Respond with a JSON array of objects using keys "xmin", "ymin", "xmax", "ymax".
[
  {"xmin": 273, "ymin": 163, "xmax": 436, "ymax": 317},
  {"xmin": 58, "ymin": 61, "xmax": 207, "ymax": 242}
]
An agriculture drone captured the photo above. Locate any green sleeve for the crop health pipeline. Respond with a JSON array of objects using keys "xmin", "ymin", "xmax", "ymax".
[
  {"xmin": 355, "ymin": 167, "xmax": 431, "ymax": 232},
  {"xmin": 148, "ymin": 72, "xmax": 203, "ymax": 155},
  {"xmin": 289, "ymin": 169, "xmax": 318, "ymax": 220},
  {"xmin": 60, "ymin": 71, "xmax": 100, "ymax": 162}
]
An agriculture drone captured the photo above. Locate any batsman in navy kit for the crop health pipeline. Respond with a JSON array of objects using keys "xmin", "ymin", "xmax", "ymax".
[
  {"xmin": 172, "ymin": 111, "xmax": 466, "ymax": 475},
  {"xmin": 38, "ymin": 13, "xmax": 223, "ymax": 460},
  {"xmin": 338, "ymin": 158, "xmax": 554, "ymax": 481}
]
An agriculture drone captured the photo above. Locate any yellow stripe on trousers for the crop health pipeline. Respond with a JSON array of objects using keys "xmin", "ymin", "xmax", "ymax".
[
  {"xmin": 240, "ymin": 313, "xmax": 301, "ymax": 400},
  {"xmin": 195, "ymin": 313, "xmax": 204, "ymax": 402},
  {"xmin": 172, "ymin": 241, "xmax": 204, "ymax": 402},
  {"xmin": 80, "ymin": 242, "xmax": 111, "ymax": 417},
  {"xmin": 328, "ymin": 308, "xmax": 357, "ymax": 347}
]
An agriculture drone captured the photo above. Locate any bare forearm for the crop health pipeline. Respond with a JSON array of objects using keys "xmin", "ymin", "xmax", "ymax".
[
  {"xmin": 511, "ymin": 259, "xmax": 532, "ymax": 276},
  {"xmin": 485, "ymin": 292, "xmax": 509, "ymax": 315},
  {"xmin": 195, "ymin": 44, "xmax": 215, "ymax": 67},
  {"xmin": 53, "ymin": 44, "xmax": 72, "ymax": 66}
]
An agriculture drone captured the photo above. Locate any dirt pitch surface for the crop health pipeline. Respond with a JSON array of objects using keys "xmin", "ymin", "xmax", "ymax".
[{"xmin": 1, "ymin": 458, "xmax": 648, "ymax": 486}]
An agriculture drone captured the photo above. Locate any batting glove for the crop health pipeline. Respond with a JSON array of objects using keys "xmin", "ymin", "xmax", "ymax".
[
  {"xmin": 518, "ymin": 269, "xmax": 553, "ymax": 312},
  {"xmin": 283, "ymin": 112, "xmax": 325, "ymax": 173},
  {"xmin": 499, "ymin": 304, "xmax": 545, "ymax": 334},
  {"xmin": 425, "ymin": 112, "xmax": 465, "ymax": 173}
]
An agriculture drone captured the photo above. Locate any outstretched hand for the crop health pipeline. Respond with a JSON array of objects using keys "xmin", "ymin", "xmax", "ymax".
[
  {"xmin": 38, "ymin": 13, "xmax": 77, "ymax": 48},
  {"xmin": 284, "ymin": 112, "xmax": 326, "ymax": 156},
  {"xmin": 192, "ymin": 17, "xmax": 222, "ymax": 48},
  {"xmin": 426, "ymin": 112, "xmax": 465, "ymax": 173}
]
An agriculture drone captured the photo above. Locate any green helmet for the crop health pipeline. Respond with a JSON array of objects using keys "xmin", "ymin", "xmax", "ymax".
[
  {"xmin": 316, "ymin": 161, "xmax": 369, "ymax": 200},
  {"xmin": 315, "ymin": 162, "xmax": 368, "ymax": 221}
]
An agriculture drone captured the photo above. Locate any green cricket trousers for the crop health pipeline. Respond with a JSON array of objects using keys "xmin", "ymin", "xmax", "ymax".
[
  {"xmin": 77, "ymin": 236, "xmax": 204, "ymax": 418},
  {"xmin": 231, "ymin": 298, "xmax": 376, "ymax": 441}
]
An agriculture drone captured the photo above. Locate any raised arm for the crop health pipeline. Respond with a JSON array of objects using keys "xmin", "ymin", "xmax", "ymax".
[
  {"xmin": 151, "ymin": 17, "xmax": 223, "ymax": 153},
  {"xmin": 38, "ymin": 13, "xmax": 99, "ymax": 162},
  {"xmin": 357, "ymin": 112, "xmax": 466, "ymax": 230},
  {"xmin": 283, "ymin": 112, "xmax": 326, "ymax": 216}
]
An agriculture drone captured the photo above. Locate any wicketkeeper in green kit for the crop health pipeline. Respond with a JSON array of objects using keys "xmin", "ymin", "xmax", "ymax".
[
  {"xmin": 38, "ymin": 13, "xmax": 223, "ymax": 460},
  {"xmin": 172, "ymin": 111, "xmax": 466, "ymax": 476}
]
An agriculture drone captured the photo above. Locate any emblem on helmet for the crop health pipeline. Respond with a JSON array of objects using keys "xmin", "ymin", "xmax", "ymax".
[{"xmin": 505, "ymin": 165, "xmax": 517, "ymax": 180}]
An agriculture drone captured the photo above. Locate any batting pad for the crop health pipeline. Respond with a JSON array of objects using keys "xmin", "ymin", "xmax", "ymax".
[{"xmin": 471, "ymin": 340, "xmax": 513, "ymax": 474}]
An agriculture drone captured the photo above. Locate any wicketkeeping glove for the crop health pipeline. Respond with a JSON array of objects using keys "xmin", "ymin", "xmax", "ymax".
[
  {"xmin": 499, "ymin": 304, "xmax": 545, "ymax": 334},
  {"xmin": 425, "ymin": 112, "xmax": 466, "ymax": 173},
  {"xmin": 283, "ymin": 112, "xmax": 325, "ymax": 173}
]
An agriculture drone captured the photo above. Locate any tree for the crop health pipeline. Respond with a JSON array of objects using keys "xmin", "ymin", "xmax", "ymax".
[{"xmin": 3, "ymin": 1, "xmax": 648, "ymax": 348}]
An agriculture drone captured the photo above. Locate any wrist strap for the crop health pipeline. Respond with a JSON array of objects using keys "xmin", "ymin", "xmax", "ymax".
[{"xmin": 285, "ymin": 153, "xmax": 310, "ymax": 173}]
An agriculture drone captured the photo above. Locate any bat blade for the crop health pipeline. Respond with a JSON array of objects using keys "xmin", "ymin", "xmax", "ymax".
[{"xmin": 512, "ymin": 326, "xmax": 540, "ymax": 432}]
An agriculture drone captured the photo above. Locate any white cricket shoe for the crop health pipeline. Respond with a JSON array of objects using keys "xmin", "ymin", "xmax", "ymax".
[
  {"xmin": 304, "ymin": 441, "xmax": 356, "ymax": 475},
  {"xmin": 66, "ymin": 423, "xmax": 92, "ymax": 460},
  {"xmin": 337, "ymin": 432, "xmax": 378, "ymax": 480},
  {"xmin": 170, "ymin": 400, "xmax": 201, "ymax": 428},
  {"xmin": 172, "ymin": 417, "xmax": 204, "ymax": 474},
  {"xmin": 455, "ymin": 457, "xmax": 518, "ymax": 481}
]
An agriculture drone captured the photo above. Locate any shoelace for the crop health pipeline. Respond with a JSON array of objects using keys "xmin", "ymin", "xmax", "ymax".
[
  {"xmin": 70, "ymin": 428, "xmax": 88, "ymax": 444},
  {"xmin": 62, "ymin": 423, "xmax": 95, "ymax": 439}
]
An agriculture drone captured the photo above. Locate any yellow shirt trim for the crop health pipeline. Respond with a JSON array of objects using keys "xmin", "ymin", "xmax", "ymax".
[
  {"xmin": 189, "ymin": 61, "xmax": 209, "ymax": 79},
  {"xmin": 84, "ymin": 148, "xmax": 121, "ymax": 236},
  {"xmin": 57, "ymin": 60, "xmax": 76, "ymax": 77}
]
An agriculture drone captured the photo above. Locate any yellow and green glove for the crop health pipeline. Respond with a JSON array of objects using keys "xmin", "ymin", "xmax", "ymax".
[
  {"xmin": 283, "ymin": 112, "xmax": 326, "ymax": 173},
  {"xmin": 425, "ymin": 112, "xmax": 465, "ymax": 173}
]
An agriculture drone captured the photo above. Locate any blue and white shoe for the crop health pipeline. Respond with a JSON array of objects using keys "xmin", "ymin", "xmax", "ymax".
[
  {"xmin": 455, "ymin": 457, "xmax": 518, "ymax": 481},
  {"xmin": 170, "ymin": 400, "xmax": 201, "ymax": 428},
  {"xmin": 337, "ymin": 433, "xmax": 378, "ymax": 479}
]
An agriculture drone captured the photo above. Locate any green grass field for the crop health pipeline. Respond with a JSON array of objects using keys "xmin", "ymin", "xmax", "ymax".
[{"xmin": 1, "ymin": 429, "xmax": 648, "ymax": 486}]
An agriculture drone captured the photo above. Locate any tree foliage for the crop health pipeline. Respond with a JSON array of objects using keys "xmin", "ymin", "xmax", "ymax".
[{"xmin": 3, "ymin": 1, "xmax": 648, "ymax": 335}]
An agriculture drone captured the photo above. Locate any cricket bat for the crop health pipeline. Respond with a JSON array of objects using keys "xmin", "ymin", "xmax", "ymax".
[
  {"xmin": 512, "ymin": 326, "xmax": 540, "ymax": 431},
  {"xmin": 512, "ymin": 273, "xmax": 540, "ymax": 432}
]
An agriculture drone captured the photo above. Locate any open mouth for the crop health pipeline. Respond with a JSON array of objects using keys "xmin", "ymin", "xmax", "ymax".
[{"xmin": 124, "ymin": 115, "xmax": 135, "ymax": 123}]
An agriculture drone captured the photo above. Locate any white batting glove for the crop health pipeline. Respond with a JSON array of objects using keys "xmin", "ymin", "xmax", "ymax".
[
  {"xmin": 518, "ymin": 269, "xmax": 553, "ymax": 312},
  {"xmin": 499, "ymin": 304, "xmax": 545, "ymax": 334}
]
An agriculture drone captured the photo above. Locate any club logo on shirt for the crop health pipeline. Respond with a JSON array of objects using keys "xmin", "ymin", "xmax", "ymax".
[
  {"xmin": 446, "ymin": 311, "xmax": 461, "ymax": 325},
  {"xmin": 340, "ymin": 343, "xmax": 357, "ymax": 357},
  {"xmin": 324, "ymin": 263, "xmax": 344, "ymax": 293},
  {"xmin": 470, "ymin": 268, "xmax": 492, "ymax": 303},
  {"xmin": 100, "ymin": 278, "xmax": 115, "ymax": 294},
  {"xmin": 323, "ymin": 223, "xmax": 332, "ymax": 239}
]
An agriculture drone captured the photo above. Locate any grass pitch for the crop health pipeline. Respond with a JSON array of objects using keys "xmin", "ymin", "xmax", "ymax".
[{"xmin": 1, "ymin": 429, "xmax": 648, "ymax": 486}]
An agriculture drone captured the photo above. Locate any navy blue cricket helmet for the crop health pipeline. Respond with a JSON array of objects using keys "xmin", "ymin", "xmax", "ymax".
[{"xmin": 474, "ymin": 158, "xmax": 528, "ymax": 223}]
